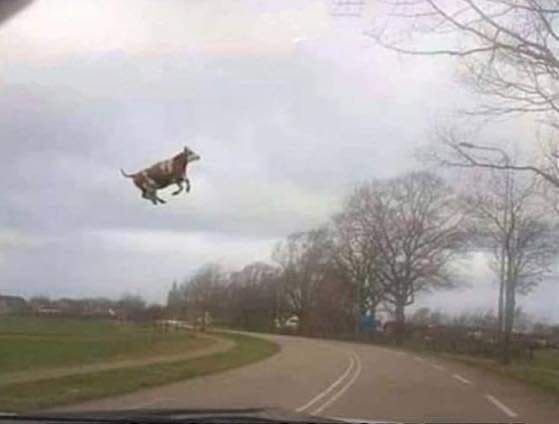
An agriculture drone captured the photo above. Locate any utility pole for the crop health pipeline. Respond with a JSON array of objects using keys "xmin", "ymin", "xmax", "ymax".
[
  {"xmin": 498, "ymin": 159, "xmax": 511, "ymax": 336},
  {"xmin": 458, "ymin": 143, "xmax": 511, "ymax": 350}
]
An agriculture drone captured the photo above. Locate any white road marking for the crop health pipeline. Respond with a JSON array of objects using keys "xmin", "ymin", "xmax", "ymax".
[
  {"xmin": 296, "ymin": 355, "xmax": 355, "ymax": 412},
  {"xmin": 311, "ymin": 353, "xmax": 362, "ymax": 415},
  {"xmin": 430, "ymin": 363, "xmax": 446, "ymax": 371},
  {"xmin": 452, "ymin": 373, "xmax": 473, "ymax": 385},
  {"xmin": 413, "ymin": 355, "xmax": 425, "ymax": 363},
  {"xmin": 485, "ymin": 394, "xmax": 518, "ymax": 418}
]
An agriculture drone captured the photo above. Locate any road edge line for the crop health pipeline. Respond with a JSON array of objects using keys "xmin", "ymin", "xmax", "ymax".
[
  {"xmin": 430, "ymin": 363, "xmax": 446, "ymax": 371},
  {"xmin": 485, "ymin": 394, "xmax": 518, "ymax": 418},
  {"xmin": 452, "ymin": 373, "xmax": 473, "ymax": 385}
]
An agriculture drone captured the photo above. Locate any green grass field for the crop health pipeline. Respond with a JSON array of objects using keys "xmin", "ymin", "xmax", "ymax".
[
  {"xmin": 0, "ymin": 317, "xmax": 212, "ymax": 374},
  {"xmin": 0, "ymin": 317, "xmax": 279, "ymax": 412},
  {"xmin": 517, "ymin": 349, "xmax": 559, "ymax": 371},
  {"xmin": 0, "ymin": 332, "xmax": 278, "ymax": 412}
]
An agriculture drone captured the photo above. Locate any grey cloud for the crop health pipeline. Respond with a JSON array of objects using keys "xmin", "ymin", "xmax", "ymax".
[
  {"xmin": 2, "ymin": 24, "xmax": 557, "ymax": 316},
  {"xmin": 2, "ymin": 50, "xmax": 425, "ymax": 238}
]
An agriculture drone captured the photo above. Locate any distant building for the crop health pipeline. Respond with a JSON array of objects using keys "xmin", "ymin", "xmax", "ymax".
[
  {"xmin": 0, "ymin": 295, "xmax": 27, "ymax": 315},
  {"xmin": 35, "ymin": 306, "xmax": 62, "ymax": 316}
]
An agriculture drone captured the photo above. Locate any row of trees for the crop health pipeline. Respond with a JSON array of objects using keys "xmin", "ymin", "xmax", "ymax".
[
  {"xmin": 27, "ymin": 294, "xmax": 163, "ymax": 321},
  {"xmin": 272, "ymin": 172, "xmax": 465, "ymax": 335},
  {"xmin": 168, "ymin": 169, "xmax": 557, "ymax": 362},
  {"xmin": 168, "ymin": 0, "xmax": 559, "ymax": 363},
  {"xmin": 366, "ymin": 0, "xmax": 559, "ymax": 363},
  {"xmin": 171, "ymin": 2, "xmax": 559, "ymax": 356},
  {"xmin": 166, "ymin": 172, "xmax": 462, "ymax": 337},
  {"xmin": 167, "ymin": 262, "xmax": 282, "ymax": 332}
]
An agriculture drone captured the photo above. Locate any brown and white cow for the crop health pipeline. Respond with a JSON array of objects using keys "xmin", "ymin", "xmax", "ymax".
[{"xmin": 121, "ymin": 146, "xmax": 201, "ymax": 205}]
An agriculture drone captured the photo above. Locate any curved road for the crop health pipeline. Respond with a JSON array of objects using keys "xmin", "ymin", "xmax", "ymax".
[{"xmin": 62, "ymin": 333, "xmax": 559, "ymax": 423}]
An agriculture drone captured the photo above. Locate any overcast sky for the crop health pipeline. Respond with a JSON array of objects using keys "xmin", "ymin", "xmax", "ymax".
[{"xmin": 1, "ymin": 0, "xmax": 557, "ymax": 321}]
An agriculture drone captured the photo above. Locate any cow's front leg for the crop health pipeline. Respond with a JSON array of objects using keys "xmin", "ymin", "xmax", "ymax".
[
  {"xmin": 172, "ymin": 181, "xmax": 183, "ymax": 196},
  {"xmin": 141, "ymin": 190, "xmax": 156, "ymax": 205},
  {"xmin": 185, "ymin": 178, "xmax": 191, "ymax": 193},
  {"xmin": 147, "ymin": 193, "xmax": 158, "ymax": 205},
  {"xmin": 146, "ymin": 188, "xmax": 165, "ymax": 205},
  {"xmin": 155, "ymin": 193, "xmax": 166, "ymax": 204}
]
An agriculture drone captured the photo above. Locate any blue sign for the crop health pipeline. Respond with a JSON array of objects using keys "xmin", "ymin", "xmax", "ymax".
[{"xmin": 359, "ymin": 314, "xmax": 376, "ymax": 334}]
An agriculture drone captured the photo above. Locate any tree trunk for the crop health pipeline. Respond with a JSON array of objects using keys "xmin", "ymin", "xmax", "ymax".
[
  {"xmin": 502, "ymin": 310, "xmax": 512, "ymax": 365},
  {"xmin": 298, "ymin": 309, "xmax": 311, "ymax": 336},
  {"xmin": 395, "ymin": 302, "xmax": 405, "ymax": 323},
  {"xmin": 394, "ymin": 301, "xmax": 406, "ymax": 344},
  {"xmin": 502, "ymin": 279, "xmax": 516, "ymax": 365},
  {"xmin": 354, "ymin": 283, "xmax": 362, "ymax": 338}
]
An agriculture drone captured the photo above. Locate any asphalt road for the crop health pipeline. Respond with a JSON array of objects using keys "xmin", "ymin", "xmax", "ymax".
[{"xmin": 60, "ymin": 333, "xmax": 559, "ymax": 423}]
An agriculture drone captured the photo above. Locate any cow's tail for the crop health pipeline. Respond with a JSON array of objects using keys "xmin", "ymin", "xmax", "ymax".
[{"xmin": 120, "ymin": 168, "xmax": 134, "ymax": 178}]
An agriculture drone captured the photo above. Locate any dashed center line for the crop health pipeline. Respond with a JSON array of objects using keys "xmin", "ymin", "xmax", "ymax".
[
  {"xmin": 430, "ymin": 363, "xmax": 446, "ymax": 371},
  {"xmin": 452, "ymin": 373, "xmax": 473, "ymax": 385},
  {"xmin": 485, "ymin": 394, "xmax": 518, "ymax": 418}
]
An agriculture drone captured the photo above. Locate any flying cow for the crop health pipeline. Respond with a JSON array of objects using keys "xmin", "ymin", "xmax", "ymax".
[{"xmin": 121, "ymin": 146, "xmax": 201, "ymax": 205}]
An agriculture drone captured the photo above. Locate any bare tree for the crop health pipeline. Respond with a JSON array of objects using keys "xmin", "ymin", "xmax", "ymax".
[
  {"xmin": 332, "ymin": 200, "xmax": 383, "ymax": 335},
  {"xmin": 372, "ymin": 0, "xmax": 559, "ymax": 117},
  {"xmin": 227, "ymin": 262, "xmax": 280, "ymax": 331},
  {"xmin": 117, "ymin": 294, "xmax": 148, "ymax": 322},
  {"xmin": 461, "ymin": 167, "xmax": 558, "ymax": 363},
  {"xmin": 166, "ymin": 281, "xmax": 182, "ymax": 319},
  {"xmin": 350, "ymin": 171, "xmax": 465, "ymax": 327},
  {"xmin": 272, "ymin": 228, "xmax": 333, "ymax": 335},
  {"xmin": 372, "ymin": 0, "xmax": 559, "ymax": 189},
  {"xmin": 183, "ymin": 263, "xmax": 224, "ymax": 331}
]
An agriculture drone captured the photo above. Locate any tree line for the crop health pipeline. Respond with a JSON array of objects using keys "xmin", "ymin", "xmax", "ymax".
[
  {"xmin": 18, "ymin": 294, "xmax": 163, "ymax": 322},
  {"xmin": 167, "ymin": 169, "xmax": 558, "ymax": 362}
]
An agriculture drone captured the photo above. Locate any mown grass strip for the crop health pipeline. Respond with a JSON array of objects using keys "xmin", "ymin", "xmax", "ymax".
[
  {"xmin": 0, "ymin": 317, "xmax": 212, "ymax": 374},
  {"xmin": 0, "ymin": 332, "xmax": 279, "ymax": 413}
]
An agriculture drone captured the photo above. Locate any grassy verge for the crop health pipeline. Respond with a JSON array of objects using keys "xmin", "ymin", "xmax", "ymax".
[
  {"xmin": 438, "ymin": 350, "xmax": 559, "ymax": 397},
  {"xmin": 0, "ymin": 332, "xmax": 279, "ymax": 413},
  {"xmin": 0, "ymin": 317, "xmax": 212, "ymax": 374}
]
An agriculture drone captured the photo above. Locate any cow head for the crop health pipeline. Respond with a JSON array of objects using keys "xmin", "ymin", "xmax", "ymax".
[{"xmin": 184, "ymin": 146, "xmax": 201, "ymax": 163}]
